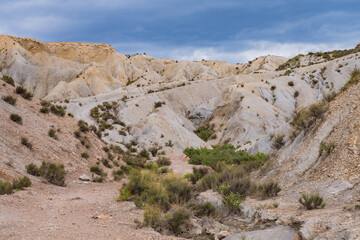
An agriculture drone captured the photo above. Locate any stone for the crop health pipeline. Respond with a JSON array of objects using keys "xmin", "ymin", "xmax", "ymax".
[
  {"xmin": 79, "ymin": 174, "xmax": 91, "ymax": 181},
  {"xmin": 217, "ymin": 230, "xmax": 231, "ymax": 239}
]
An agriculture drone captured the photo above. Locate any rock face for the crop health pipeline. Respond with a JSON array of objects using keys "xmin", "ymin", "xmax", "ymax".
[{"xmin": 0, "ymin": 35, "xmax": 286, "ymax": 101}]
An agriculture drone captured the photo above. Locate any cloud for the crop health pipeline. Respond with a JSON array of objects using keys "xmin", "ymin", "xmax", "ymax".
[{"xmin": 113, "ymin": 40, "xmax": 356, "ymax": 63}]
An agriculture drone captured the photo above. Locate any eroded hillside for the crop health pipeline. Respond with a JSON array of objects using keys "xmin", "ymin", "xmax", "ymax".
[{"xmin": 1, "ymin": 35, "xmax": 360, "ymax": 240}]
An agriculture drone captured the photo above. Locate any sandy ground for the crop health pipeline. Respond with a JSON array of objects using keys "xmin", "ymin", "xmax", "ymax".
[{"xmin": 0, "ymin": 180, "xmax": 181, "ymax": 240}]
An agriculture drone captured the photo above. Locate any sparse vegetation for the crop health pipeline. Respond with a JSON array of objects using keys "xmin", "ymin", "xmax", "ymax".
[
  {"xmin": 341, "ymin": 68, "xmax": 360, "ymax": 92},
  {"xmin": 291, "ymin": 101, "xmax": 329, "ymax": 135},
  {"xmin": 2, "ymin": 75, "xmax": 15, "ymax": 86},
  {"xmin": 272, "ymin": 134, "xmax": 285, "ymax": 149},
  {"xmin": 188, "ymin": 167, "xmax": 209, "ymax": 184},
  {"xmin": 154, "ymin": 101, "xmax": 165, "ymax": 108},
  {"xmin": 50, "ymin": 105, "xmax": 66, "ymax": 117},
  {"xmin": 10, "ymin": 113, "xmax": 22, "ymax": 124},
  {"xmin": 156, "ymin": 157, "xmax": 171, "ymax": 167},
  {"xmin": 2, "ymin": 95, "xmax": 16, "ymax": 105},
  {"xmin": 15, "ymin": 86, "xmax": 32, "ymax": 100},
  {"xmin": 194, "ymin": 123, "xmax": 216, "ymax": 142},
  {"xmin": 258, "ymin": 181, "xmax": 281, "ymax": 198},
  {"xmin": 48, "ymin": 129, "xmax": 58, "ymax": 139},
  {"xmin": 21, "ymin": 137, "xmax": 32, "ymax": 149},
  {"xmin": 192, "ymin": 202, "xmax": 217, "ymax": 217},
  {"xmin": 81, "ymin": 152, "xmax": 89, "ymax": 159},
  {"xmin": 299, "ymin": 192, "xmax": 325, "ymax": 210},
  {"xmin": 319, "ymin": 141, "xmax": 335, "ymax": 156},
  {"xmin": 0, "ymin": 176, "xmax": 31, "ymax": 195},
  {"xmin": 40, "ymin": 107, "xmax": 49, "ymax": 113},
  {"xmin": 26, "ymin": 162, "xmax": 66, "ymax": 186},
  {"xmin": 78, "ymin": 120, "xmax": 90, "ymax": 132}
]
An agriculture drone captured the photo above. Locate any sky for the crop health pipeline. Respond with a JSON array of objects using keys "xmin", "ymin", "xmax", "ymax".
[{"xmin": 0, "ymin": 0, "xmax": 360, "ymax": 63}]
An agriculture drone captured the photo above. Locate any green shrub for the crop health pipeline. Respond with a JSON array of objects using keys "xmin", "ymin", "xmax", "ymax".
[
  {"xmin": 48, "ymin": 129, "xmax": 57, "ymax": 139},
  {"xmin": 163, "ymin": 174, "xmax": 192, "ymax": 204},
  {"xmin": 288, "ymin": 81, "xmax": 294, "ymax": 86},
  {"xmin": 299, "ymin": 192, "xmax": 325, "ymax": 210},
  {"xmin": 139, "ymin": 149, "xmax": 150, "ymax": 159},
  {"xmin": 272, "ymin": 134, "xmax": 285, "ymax": 149},
  {"xmin": 123, "ymin": 155, "xmax": 146, "ymax": 168},
  {"xmin": 145, "ymin": 162, "xmax": 159, "ymax": 170},
  {"xmin": 120, "ymin": 165, "xmax": 132, "ymax": 174},
  {"xmin": 143, "ymin": 204, "xmax": 165, "ymax": 230},
  {"xmin": 165, "ymin": 140, "xmax": 173, "ymax": 147},
  {"xmin": 156, "ymin": 157, "xmax": 171, "ymax": 167},
  {"xmin": 193, "ymin": 202, "xmax": 216, "ymax": 217},
  {"xmin": 26, "ymin": 163, "xmax": 41, "ymax": 176},
  {"xmin": 111, "ymin": 144, "xmax": 124, "ymax": 154},
  {"xmin": 159, "ymin": 167, "xmax": 171, "ymax": 174},
  {"xmin": 112, "ymin": 169, "xmax": 124, "ymax": 181},
  {"xmin": 223, "ymin": 192, "xmax": 244, "ymax": 211},
  {"xmin": 15, "ymin": 86, "xmax": 26, "ymax": 95},
  {"xmin": 341, "ymin": 68, "xmax": 360, "ymax": 92},
  {"xmin": 40, "ymin": 162, "xmax": 66, "ymax": 186},
  {"xmin": 154, "ymin": 101, "xmax": 165, "ymax": 108},
  {"xmin": 10, "ymin": 113, "xmax": 22, "ymax": 124},
  {"xmin": 291, "ymin": 102, "xmax": 329, "ymax": 133},
  {"xmin": 194, "ymin": 123, "xmax": 216, "ymax": 141},
  {"xmin": 197, "ymin": 165, "xmax": 250, "ymax": 196},
  {"xmin": 294, "ymin": 91, "xmax": 299, "ymax": 98},
  {"xmin": 78, "ymin": 120, "xmax": 89, "ymax": 132},
  {"xmin": 40, "ymin": 100, "xmax": 52, "ymax": 107},
  {"xmin": 323, "ymin": 91, "xmax": 336, "ymax": 102},
  {"xmin": 148, "ymin": 146, "xmax": 160, "ymax": 157},
  {"xmin": 74, "ymin": 130, "xmax": 81, "ymax": 138},
  {"xmin": 167, "ymin": 208, "xmax": 190, "ymax": 233},
  {"xmin": 21, "ymin": 137, "xmax": 32, "ymax": 149},
  {"xmin": 27, "ymin": 162, "xmax": 66, "ymax": 186},
  {"xmin": 0, "ymin": 180, "xmax": 13, "ymax": 195},
  {"xmin": 117, "ymin": 187, "xmax": 132, "ymax": 201},
  {"xmin": 184, "ymin": 144, "xmax": 268, "ymax": 167},
  {"xmin": 90, "ymin": 166, "xmax": 107, "ymax": 177},
  {"xmin": 50, "ymin": 105, "xmax": 65, "ymax": 117},
  {"xmin": 15, "ymin": 86, "xmax": 32, "ymax": 100},
  {"xmin": 81, "ymin": 152, "xmax": 89, "ymax": 159},
  {"xmin": 258, "ymin": 181, "xmax": 281, "ymax": 198},
  {"xmin": 12, "ymin": 176, "xmax": 31, "ymax": 190},
  {"xmin": 189, "ymin": 167, "xmax": 209, "ymax": 184},
  {"xmin": 319, "ymin": 141, "xmax": 335, "ymax": 156},
  {"xmin": 2, "ymin": 75, "xmax": 15, "ymax": 86},
  {"xmin": 101, "ymin": 158, "xmax": 112, "ymax": 168},
  {"xmin": 2, "ymin": 95, "xmax": 16, "ymax": 105},
  {"xmin": 40, "ymin": 107, "xmax": 49, "ymax": 113}
]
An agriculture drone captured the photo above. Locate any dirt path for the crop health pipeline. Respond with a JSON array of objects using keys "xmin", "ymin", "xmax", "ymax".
[{"xmin": 0, "ymin": 180, "xmax": 181, "ymax": 240}]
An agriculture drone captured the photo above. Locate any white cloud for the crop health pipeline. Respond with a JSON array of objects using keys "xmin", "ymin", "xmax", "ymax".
[{"xmin": 114, "ymin": 40, "xmax": 356, "ymax": 64}]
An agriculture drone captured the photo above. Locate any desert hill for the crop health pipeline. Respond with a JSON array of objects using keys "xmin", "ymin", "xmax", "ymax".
[{"xmin": 1, "ymin": 35, "xmax": 360, "ymax": 239}]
